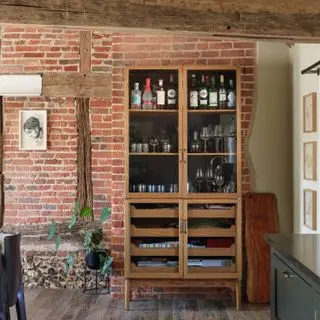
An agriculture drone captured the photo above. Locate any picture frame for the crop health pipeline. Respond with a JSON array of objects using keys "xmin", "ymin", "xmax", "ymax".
[
  {"xmin": 19, "ymin": 110, "xmax": 47, "ymax": 151},
  {"xmin": 303, "ymin": 189, "xmax": 317, "ymax": 230},
  {"xmin": 303, "ymin": 92, "xmax": 317, "ymax": 133},
  {"xmin": 303, "ymin": 141, "xmax": 317, "ymax": 181}
]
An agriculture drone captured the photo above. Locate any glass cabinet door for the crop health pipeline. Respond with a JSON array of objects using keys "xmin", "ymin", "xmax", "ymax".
[
  {"xmin": 183, "ymin": 67, "xmax": 240, "ymax": 198},
  {"xmin": 126, "ymin": 67, "xmax": 182, "ymax": 198}
]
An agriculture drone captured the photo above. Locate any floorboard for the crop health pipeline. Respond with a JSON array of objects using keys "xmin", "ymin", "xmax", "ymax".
[{"xmin": 9, "ymin": 288, "xmax": 271, "ymax": 320}]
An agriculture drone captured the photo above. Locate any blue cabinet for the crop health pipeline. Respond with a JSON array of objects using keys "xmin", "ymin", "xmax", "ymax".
[{"xmin": 271, "ymin": 250, "xmax": 320, "ymax": 320}]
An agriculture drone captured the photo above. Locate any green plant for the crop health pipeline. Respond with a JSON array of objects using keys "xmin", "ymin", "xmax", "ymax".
[{"xmin": 48, "ymin": 202, "xmax": 113, "ymax": 277}]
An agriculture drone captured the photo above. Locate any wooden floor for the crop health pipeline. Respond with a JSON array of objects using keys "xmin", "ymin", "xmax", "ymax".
[{"xmin": 10, "ymin": 288, "xmax": 270, "ymax": 320}]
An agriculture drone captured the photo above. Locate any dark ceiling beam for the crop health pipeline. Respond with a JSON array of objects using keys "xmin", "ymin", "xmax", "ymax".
[{"xmin": 0, "ymin": 1, "xmax": 320, "ymax": 40}]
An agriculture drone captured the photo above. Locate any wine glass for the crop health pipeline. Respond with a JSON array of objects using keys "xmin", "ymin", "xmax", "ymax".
[
  {"xmin": 205, "ymin": 168, "xmax": 214, "ymax": 192},
  {"xmin": 149, "ymin": 137, "xmax": 159, "ymax": 152},
  {"xmin": 195, "ymin": 168, "xmax": 204, "ymax": 193},
  {"xmin": 200, "ymin": 127, "xmax": 210, "ymax": 153},
  {"xmin": 214, "ymin": 166, "xmax": 225, "ymax": 193},
  {"xmin": 213, "ymin": 125, "xmax": 223, "ymax": 153}
]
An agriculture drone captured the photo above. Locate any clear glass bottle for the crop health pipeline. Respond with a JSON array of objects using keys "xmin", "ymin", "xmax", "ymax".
[
  {"xmin": 152, "ymin": 84, "xmax": 157, "ymax": 110},
  {"xmin": 142, "ymin": 78, "xmax": 153, "ymax": 109},
  {"xmin": 218, "ymin": 74, "xmax": 227, "ymax": 109},
  {"xmin": 227, "ymin": 79, "xmax": 236, "ymax": 109},
  {"xmin": 131, "ymin": 82, "xmax": 141, "ymax": 109},
  {"xmin": 190, "ymin": 131, "xmax": 201, "ymax": 153},
  {"xmin": 208, "ymin": 76, "xmax": 218, "ymax": 109},
  {"xmin": 156, "ymin": 79, "xmax": 165, "ymax": 109},
  {"xmin": 189, "ymin": 74, "xmax": 198, "ymax": 109},
  {"xmin": 199, "ymin": 74, "xmax": 208, "ymax": 109},
  {"xmin": 167, "ymin": 73, "xmax": 177, "ymax": 109}
]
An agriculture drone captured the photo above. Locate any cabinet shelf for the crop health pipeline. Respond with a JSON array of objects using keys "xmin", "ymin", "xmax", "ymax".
[
  {"xmin": 131, "ymin": 225, "xmax": 179, "ymax": 237},
  {"xmin": 131, "ymin": 244, "xmax": 179, "ymax": 256},
  {"xmin": 188, "ymin": 225, "xmax": 236, "ymax": 237},
  {"xmin": 129, "ymin": 109, "xmax": 178, "ymax": 114},
  {"xmin": 188, "ymin": 109, "xmax": 236, "ymax": 113},
  {"xmin": 187, "ymin": 153, "xmax": 236, "ymax": 156},
  {"xmin": 129, "ymin": 152, "xmax": 178, "ymax": 156},
  {"xmin": 188, "ymin": 245, "xmax": 235, "ymax": 257}
]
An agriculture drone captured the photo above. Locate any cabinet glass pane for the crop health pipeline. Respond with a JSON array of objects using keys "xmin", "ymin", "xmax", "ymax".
[
  {"xmin": 128, "ymin": 69, "xmax": 180, "ymax": 195},
  {"xmin": 186, "ymin": 69, "xmax": 237, "ymax": 194}
]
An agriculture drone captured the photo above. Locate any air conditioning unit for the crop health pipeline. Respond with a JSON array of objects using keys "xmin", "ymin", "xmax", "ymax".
[{"xmin": 0, "ymin": 74, "xmax": 42, "ymax": 96}]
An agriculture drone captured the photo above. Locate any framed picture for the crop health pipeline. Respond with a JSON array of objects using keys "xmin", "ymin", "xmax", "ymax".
[
  {"xmin": 303, "ymin": 92, "xmax": 317, "ymax": 133},
  {"xmin": 19, "ymin": 110, "xmax": 47, "ymax": 150},
  {"xmin": 304, "ymin": 141, "xmax": 317, "ymax": 181},
  {"xmin": 304, "ymin": 189, "xmax": 317, "ymax": 230}
]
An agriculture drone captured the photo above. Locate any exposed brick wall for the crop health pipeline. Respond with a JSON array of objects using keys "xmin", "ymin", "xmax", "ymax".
[{"xmin": 0, "ymin": 26, "xmax": 256, "ymax": 298}]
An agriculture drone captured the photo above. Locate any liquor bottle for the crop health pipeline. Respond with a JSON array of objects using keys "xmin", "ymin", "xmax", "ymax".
[
  {"xmin": 167, "ymin": 73, "xmax": 177, "ymax": 109},
  {"xmin": 227, "ymin": 79, "xmax": 236, "ymax": 108},
  {"xmin": 208, "ymin": 76, "xmax": 218, "ymax": 109},
  {"xmin": 189, "ymin": 74, "xmax": 198, "ymax": 109},
  {"xmin": 198, "ymin": 74, "xmax": 208, "ymax": 109},
  {"xmin": 156, "ymin": 79, "xmax": 165, "ymax": 109},
  {"xmin": 218, "ymin": 74, "xmax": 227, "ymax": 109},
  {"xmin": 152, "ymin": 84, "xmax": 157, "ymax": 109},
  {"xmin": 142, "ymin": 78, "xmax": 153, "ymax": 109},
  {"xmin": 131, "ymin": 82, "xmax": 141, "ymax": 109}
]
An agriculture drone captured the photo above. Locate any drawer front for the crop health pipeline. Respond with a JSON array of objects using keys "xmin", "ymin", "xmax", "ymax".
[{"xmin": 272, "ymin": 254, "xmax": 314, "ymax": 320}]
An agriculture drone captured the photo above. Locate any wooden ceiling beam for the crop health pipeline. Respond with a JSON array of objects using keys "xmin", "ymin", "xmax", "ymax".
[{"xmin": 1, "ymin": 1, "xmax": 320, "ymax": 40}]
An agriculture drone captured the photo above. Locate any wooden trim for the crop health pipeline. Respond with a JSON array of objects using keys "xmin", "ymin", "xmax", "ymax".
[
  {"xmin": 75, "ymin": 97, "xmax": 93, "ymax": 212},
  {"xmin": 130, "ymin": 206, "xmax": 179, "ymax": 218},
  {"xmin": 235, "ymin": 200, "xmax": 242, "ymax": 279},
  {"xmin": 0, "ymin": 97, "xmax": 3, "ymax": 228},
  {"xmin": 303, "ymin": 92, "xmax": 317, "ymax": 133},
  {"xmin": 188, "ymin": 206, "xmax": 236, "ymax": 218},
  {"xmin": 236, "ymin": 67, "xmax": 242, "ymax": 194},
  {"xmin": 124, "ymin": 201, "xmax": 131, "ymax": 278},
  {"xmin": 124, "ymin": 67, "xmax": 130, "ymax": 198},
  {"xmin": 131, "ymin": 226, "xmax": 179, "ymax": 237},
  {"xmin": 42, "ymin": 73, "xmax": 111, "ymax": 98}
]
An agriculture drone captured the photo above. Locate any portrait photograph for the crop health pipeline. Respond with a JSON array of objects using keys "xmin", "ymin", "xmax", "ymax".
[
  {"xmin": 304, "ymin": 189, "xmax": 317, "ymax": 230},
  {"xmin": 303, "ymin": 141, "xmax": 317, "ymax": 181},
  {"xmin": 19, "ymin": 110, "xmax": 47, "ymax": 150},
  {"xmin": 303, "ymin": 92, "xmax": 317, "ymax": 133}
]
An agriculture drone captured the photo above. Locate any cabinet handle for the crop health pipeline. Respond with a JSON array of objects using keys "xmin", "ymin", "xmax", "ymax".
[
  {"xmin": 179, "ymin": 221, "xmax": 184, "ymax": 233},
  {"xmin": 283, "ymin": 270, "xmax": 296, "ymax": 279},
  {"xmin": 184, "ymin": 220, "xmax": 188, "ymax": 234}
]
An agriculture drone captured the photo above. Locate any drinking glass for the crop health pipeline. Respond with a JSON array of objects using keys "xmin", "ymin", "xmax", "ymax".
[
  {"xmin": 149, "ymin": 137, "xmax": 159, "ymax": 152},
  {"xmin": 195, "ymin": 168, "xmax": 204, "ymax": 192},
  {"xmin": 214, "ymin": 166, "xmax": 225, "ymax": 192},
  {"xmin": 205, "ymin": 168, "xmax": 214, "ymax": 192},
  {"xmin": 200, "ymin": 127, "xmax": 210, "ymax": 153},
  {"xmin": 213, "ymin": 125, "xmax": 223, "ymax": 153}
]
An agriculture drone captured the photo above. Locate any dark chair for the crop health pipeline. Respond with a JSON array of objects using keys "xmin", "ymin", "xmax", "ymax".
[{"xmin": 0, "ymin": 233, "xmax": 27, "ymax": 320}]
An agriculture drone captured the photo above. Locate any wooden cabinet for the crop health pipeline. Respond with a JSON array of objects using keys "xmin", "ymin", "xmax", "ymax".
[{"xmin": 124, "ymin": 66, "xmax": 242, "ymax": 310}]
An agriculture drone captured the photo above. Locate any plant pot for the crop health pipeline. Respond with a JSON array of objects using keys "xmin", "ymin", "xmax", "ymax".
[{"xmin": 85, "ymin": 252, "xmax": 100, "ymax": 270}]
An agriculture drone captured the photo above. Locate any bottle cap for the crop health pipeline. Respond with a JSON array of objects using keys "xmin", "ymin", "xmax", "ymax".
[{"xmin": 159, "ymin": 79, "xmax": 163, "ymax": 86}]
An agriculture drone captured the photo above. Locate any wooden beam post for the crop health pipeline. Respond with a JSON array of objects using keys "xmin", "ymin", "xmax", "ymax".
[{"xmin": 76, "ymin": 31, "xmax": 93, "ymax": 215}]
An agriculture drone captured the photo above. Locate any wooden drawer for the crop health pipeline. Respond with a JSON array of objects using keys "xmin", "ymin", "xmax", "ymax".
[
  {"xmin": 130, "ymin": 226, "xmax": 179, "ymax": 237},
  {"xmin": 131, "ymin": 244, "xmax": 179, "ymax": 256},
  {"xmin": 188, "ymin": 225, "xmax": 236, "ymax": 237},
  {"xmin": 130, "ymin": 205, "xmax": 179, "ymax": 218},
  {"xmin": 188, "ymin": 244, "xmax": 235, "ymax": 257},
  {"xmin": 188, "ymin": 206, "xmax": 235, "ymax": 218}
]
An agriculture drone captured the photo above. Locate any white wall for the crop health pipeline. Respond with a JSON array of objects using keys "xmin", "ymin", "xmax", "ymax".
[
  {"xmin": 249, "ymin": 42, "xmax": 292, "ymax": 232},
  {"xmin": 291, "ymin": 44, "xmax": 320, "ymax": 233}
]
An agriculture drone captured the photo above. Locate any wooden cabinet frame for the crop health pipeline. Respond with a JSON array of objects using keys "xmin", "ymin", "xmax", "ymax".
[{"xmin": 124, "ymin": 65, "xmax": 242, "ymax": 311}]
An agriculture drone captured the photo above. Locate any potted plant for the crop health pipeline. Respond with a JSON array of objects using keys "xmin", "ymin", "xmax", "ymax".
[{"xmin": 48, "ymin": 203, "xmax": 113, "ymax": 277}]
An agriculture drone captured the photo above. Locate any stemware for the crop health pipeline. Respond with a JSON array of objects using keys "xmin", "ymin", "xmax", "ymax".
[
  {"xmin": 200, "ymin": 127, "xmax": 210, "ymax": 153},
  {"xmin": 149, "ymin": 137, "xmax": 159, "ymax": 152},
  {"xmin": 195, "ymin": 168, "xmax": 204, "ymax": 192},
  {"xmin": 213, "ymin": 125, "xmax": 223, "ymax": 153},
  {"xmin": 205, "ymin": 168, "xmax": 214, "ymax": 192},
  {"xmin": 214, "ymin": 165, "xmax": 225, "ymax": 192}
]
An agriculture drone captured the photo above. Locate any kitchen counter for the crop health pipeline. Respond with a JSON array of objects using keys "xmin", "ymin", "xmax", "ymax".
[{"xmin": 266, "ymin": 233, "xmax": 320, "ymax": 320}]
